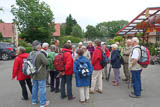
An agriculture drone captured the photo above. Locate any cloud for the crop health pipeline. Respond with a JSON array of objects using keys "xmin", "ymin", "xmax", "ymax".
[{"xmin": 1, "ymin": 0, "xmax": 160, "ymax": 29}]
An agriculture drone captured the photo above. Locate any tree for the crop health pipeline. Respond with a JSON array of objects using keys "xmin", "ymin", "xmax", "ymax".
[
  {"xmin": 85, "ymin": 25, "xmax": 98, "ymax": 39},
  {"xmin": 60, "ymin": 23, "xmax": 66, "ymax": 36},
  {"xmin": 65, "ymin": 14, "xmax": 77, "ymax": 35},
  {"xmin": 0, "ymin": 32, "xmax": 3, "ymax": 41},
  {"xmin": 96, "ymin": 20, "xmax": 128, "ymax": 38},
  {"xmin": 71, "ymin": 24, "xmax": 82, "ymax": 37},
  {"xmin": 11, "ymin": 0, "xmax": 55, "ymax": 43},
  {"xmin": 0, "ymin": 8, "xmax": 4, "ymax": 23}
]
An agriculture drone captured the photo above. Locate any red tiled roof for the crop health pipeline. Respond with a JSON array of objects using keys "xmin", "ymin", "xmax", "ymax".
[
  {"xmin": 0, "ymin": 23, "xmax": 14, "ymax": 38},
  {"xmin": 53, "ymin": 23, "xmax": 60, "ymax": 36}
]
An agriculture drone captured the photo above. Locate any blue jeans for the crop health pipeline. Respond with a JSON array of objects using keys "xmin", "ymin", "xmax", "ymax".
[
  {"xmin": 61, "ymin": 75, "xmax": 73, "ymax": 99},
  {"xmin": 131, "ymin": 70, "xmax": 142, "ymax": 96},
  {"xmin": 32, "ymin": 79, "xmax": 47, "ymax": 106}
]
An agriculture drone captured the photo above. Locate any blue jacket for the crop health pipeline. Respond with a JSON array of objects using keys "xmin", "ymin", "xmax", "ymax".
[
  {"xmin": 74, "ymin": 56, "xmax": 93, "ymax": 87},
  {"xmin": 111, "ymin": 50, "xmax": 121, "ymax": 68}
]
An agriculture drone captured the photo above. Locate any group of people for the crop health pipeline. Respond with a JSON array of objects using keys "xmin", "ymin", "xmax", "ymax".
[{"xmin": 12, "ymin": 37, "xmax": 143, "ymax": 107}]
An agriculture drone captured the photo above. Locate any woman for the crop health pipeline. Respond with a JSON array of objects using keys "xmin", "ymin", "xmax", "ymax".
[
  {"xmin": 48, "ymin": 45, "xmax": 60, "ymax": 93},
  {"xmin": 82, "ymin": 46, "xmax": 91, "ymax": 60},
  {"xmin": 87, "ymin": 41, "xmax": 94, "ymax": 59},
  {"xmin": 12, "ymin": 46, "xmax": 32, "ymax": 100},
  {"xmin": 111, "ymin": 44, "xmax": 121, "ymax": 86},
  {"xmin": 74, "ymin": 49, "xmax": 93, "ymax": 103}
]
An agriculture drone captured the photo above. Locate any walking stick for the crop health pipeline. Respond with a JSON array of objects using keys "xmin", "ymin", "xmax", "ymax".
[{"xmin": 106, "ymin": 64, "xmax": 112, "ymax": 82}]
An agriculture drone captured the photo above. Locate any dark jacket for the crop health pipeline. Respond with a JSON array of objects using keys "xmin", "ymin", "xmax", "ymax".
[
  {"xmin": 32, "ymin": 51, "xmax": 49, "ymax": 80},
  {"xmin": 111, "ymin": 49, "xmax": 121, "ymax": 68},
  {"xmin": 74, "ymin": 56, "xmax": 93, "ymax": 87},
  {"xmin": 62, "ymin": 48, "xmax": 74, "ymax": 75},
  {"xmin": 12, "ymin": 53, "xmax": 31, "ymax": 80},
  {"xmin": 87, "ymin": 45, "xmax": 95, "ymax": 58}
]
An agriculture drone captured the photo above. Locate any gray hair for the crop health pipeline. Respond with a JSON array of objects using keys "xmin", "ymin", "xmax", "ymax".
[
  {"xmin": 42, "ymin": 43, "xmax": 49, "ymax": 48},
  {"xmin": 111, "ymin": 44, "xmax": 118, "ymax": 49},
  {"xmin": 17, "ymin": 46, "xmax": 25, "ymax": 54},
  {"xmin": 50, "ymin": 45, "xmax": 56, "ymax": 52},
  {"xmin": 132, "ymin": 37, "xmax": 139, "ymax": 43}
]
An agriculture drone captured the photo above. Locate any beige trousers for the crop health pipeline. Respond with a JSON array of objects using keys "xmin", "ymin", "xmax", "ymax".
[
  {"xmin": 79, "ymin": 86, "xmax": 89, "ymax": 101},
  {"xmin": 90, "ymin": 69, "xmax": 103, "ymax": 92}
]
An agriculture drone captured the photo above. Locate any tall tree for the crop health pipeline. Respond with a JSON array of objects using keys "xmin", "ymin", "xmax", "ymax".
[
  {"xmin": 65, "ymin": 14, "xmax": 77, "ymax": 35},
  {"xmin": 11, "ymin": 0, "xmax": 55, "ymax": 43},
  {"xmin": 71, "ymin": 24, "xmax": 82, "ymax": 37},
  {"xmin": 96, "ymin": 20, "xmax": 128, "ymax": 38},
  {"xmin": 85, "ymin": 25, "xmax": 98, "ymax": 39},
  {"xmin": 60, "ymin": 23, "xmax": 66, "ymax": 36},
  {"xmin": 0, "ymin": 8, "xmax": 4, "ymax": 23}
]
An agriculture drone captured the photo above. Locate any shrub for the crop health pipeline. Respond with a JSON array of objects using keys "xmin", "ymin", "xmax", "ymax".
[
  {"xmin": 18, "ymin": 39, "xmax": 32, "ymax": 47},
  {"xmin": 25, "ymin": 47, "xmax": 33, "ymax": 53}
]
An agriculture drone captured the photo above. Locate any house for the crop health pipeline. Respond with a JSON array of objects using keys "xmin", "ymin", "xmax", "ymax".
[
  {"xmin": 0, "ymin": 23, "xmax": 18, "ymax": 46},
  {"xmin": 52, "ymin": 23, "xmax": 60, "ymax": 37}
]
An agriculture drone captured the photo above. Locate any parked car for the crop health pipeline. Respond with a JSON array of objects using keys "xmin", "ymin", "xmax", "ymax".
[{"xmin": 0, "ymin": 42, "xmax": 17, "ymax": 60}]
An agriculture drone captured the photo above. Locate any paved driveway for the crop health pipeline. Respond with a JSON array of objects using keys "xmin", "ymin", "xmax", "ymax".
[{"xmin": 0, "ymin": 60, "xmax": 160, "ymax": 107}]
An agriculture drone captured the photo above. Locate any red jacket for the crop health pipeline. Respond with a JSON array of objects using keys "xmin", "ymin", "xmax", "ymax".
[
  {"xmin": 12, "ymin": 53, "xmax": 31, "ymax": 80},
  {"xmin": 91, "ymin": 46, "xmax": 103, "ymax": 70},
  {"xmin": 104, "ymin": 48, "xmax": 110, "ymax": 58},
  {"xmin": 62, "ymin": 48, "xmax": 74, "ymax": 75}
]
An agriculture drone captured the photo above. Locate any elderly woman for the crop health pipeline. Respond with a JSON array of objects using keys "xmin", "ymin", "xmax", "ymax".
[
  {"xmin": 111, "ymin": 44, "xmax": 121, "ymax": 86},
  {"xmin": 12, "ymin": 47, "xmax": 32, "ymax": 100},
  {"xmin": 87, "ymin": 41, "xmax": 94, "ymax": 59},
  {"xmin": 82, "ymin": 46, "xmax": 91, "ymax": 60},
  {"xmin": 72, "ymin": 45, "xmax": 77, "ymax": 60}
]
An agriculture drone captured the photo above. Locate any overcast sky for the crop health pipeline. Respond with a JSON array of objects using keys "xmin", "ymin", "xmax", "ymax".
[{"xmin": 0, "ymin": 0, "xmax": 160, "ymax": 29}]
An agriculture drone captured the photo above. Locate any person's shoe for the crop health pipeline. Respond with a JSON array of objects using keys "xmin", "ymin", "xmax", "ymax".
[
  {"xmin": 89, "ymin": 91, "xmax": 94, "ymax": 94},
  {"xmin": 112, "ymin": 80, "xmax": 116, "ymax": 83},
  {"xmin": 55, "ymin": 89, "xmax": 61, "ymax": 93},
  {"xmin": 21, "ymin": 98, "xmax": 28, "ymax": 101},
  {"xmin": 40, "ymin": 101, "xmax": 50, "ymax": 107},
  {"xmin": 113, "ymin": 82, "xmax": 118, "ymax": 86},
  {"xmin": 129, "ymin": 93, "xmax": 141, "ymax": 98},
  {"xmin": 79, "ymin": 100, "xmax": 85, "ymax": 104},
  {"xmin": 68, "ymin": 96, "xmax": 76, "ymax": 100},
  {"xmin": 85, "ymin": 99, "xmax": 89, "ymax": 103},
  {"xmin": 96, "ymin": 90, "xmax": 103, "ymax": 94},
  {"xmin": 122, "ymin": 78, "xmax": 128, "ymax": 81},
  {"xmin": 61, "ymin": 95, "xmax": 67, "ymax": 99},
  {"xmin": 32, "ymin": 102, "xmax": 37, "ymax": 105},
  {"xmin": 50, "ymin": 88, "xmax": 55, "ymax": 92}
]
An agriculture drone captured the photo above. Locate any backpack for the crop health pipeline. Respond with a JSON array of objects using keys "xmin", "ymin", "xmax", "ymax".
[
  {"xmin": 98, "ymin": 48, "xmax": 109, "ymax": 68},
  {"xmin": 22, "ymin": 51, "xmax": 42, "ymax": 75},
  {"xmin": 133, "ymin": 46, "xmax": 150, "ymax": 68},
  {"xmin": 77, "ymin": 60, "xmax": 90, "ymax": 78},
  {"xmin": 54, "ymin": 52, "xmax": 66, "ymax": 72},
  {"xmin": 48, "ymin": 52, "xmax": 55, "ymax": 71}
]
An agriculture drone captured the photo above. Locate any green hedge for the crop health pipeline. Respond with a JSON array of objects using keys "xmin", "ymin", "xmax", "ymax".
[
  {"xmin": 19, "ymin": 39, "xmax": 32, "ymax": 47},
  {"xmin": 57, "ymin": 36, "xmax": 82, "ymax": 47},
  {"xmin": 25, "ymin": 47, "xmax": 33, "ymax": 53}
]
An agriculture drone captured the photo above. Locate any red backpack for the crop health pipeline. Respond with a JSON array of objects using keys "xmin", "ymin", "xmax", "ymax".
[
  {"xmin": 54, "ymin": 52, "xmax": 66, "ymax": 72},
  {"xmin": 133, "ymin": 46, "xmax": 150, "ymax": 68}
]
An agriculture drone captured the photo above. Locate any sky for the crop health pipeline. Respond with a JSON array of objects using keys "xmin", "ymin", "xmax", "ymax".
[{"xmin": 0, "ymin": 0, "xmax": 160, "ymax": 30}]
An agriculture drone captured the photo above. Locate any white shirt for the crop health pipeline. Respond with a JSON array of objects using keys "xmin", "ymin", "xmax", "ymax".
[{"xmin": 131, "ymin": 49, "xmax": 139, "ymax": 60}]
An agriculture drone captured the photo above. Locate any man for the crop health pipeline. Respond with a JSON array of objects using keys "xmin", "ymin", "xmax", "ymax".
[
  {"xmin": 61, "ymin": 43, "xmax": 75, "ymax": 100},
  {"xmin": 122, "ymin": 39, "xmax": 132, "ymax": 82},
  {"xmin": 41, "ymin": 43, "xmax": 50, "ymax": 86},
  {"xmin": 101, "ymin": 42, "xmax": 110, "ymax": 80},
  {"xmin": 67, "ymin": 40, "xmax": 72, "ymax": 45},
  {"xmin": 90, "ymin": 39, "xmax": 103, "ymax": 94},
  {"xmin": 55, "ymin": 40, "xmax": 61, "ymax": 53},
  {"xmin": 129, "ymin": 37, "xmax": 142, "ymax": 98},
  {"xmin": 31, "ymin": 40, "xmax": 49, "ymax": 107}
]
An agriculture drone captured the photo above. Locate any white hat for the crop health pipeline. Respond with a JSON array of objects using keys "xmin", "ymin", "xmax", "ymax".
[
  {"xmin": 79, "ymin": 42, "xmax": 83, "ymax": 45},
  {"xmin": 101, "ymin": 42, "xmax": 106, "ymax": 45},
  {"xmin": 111, "ymin": 44, "xmax": 118, "ymax": 49},
  {"xmin": 67, "ymin": 40, "xmax": 71, "ymax": 43}
]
